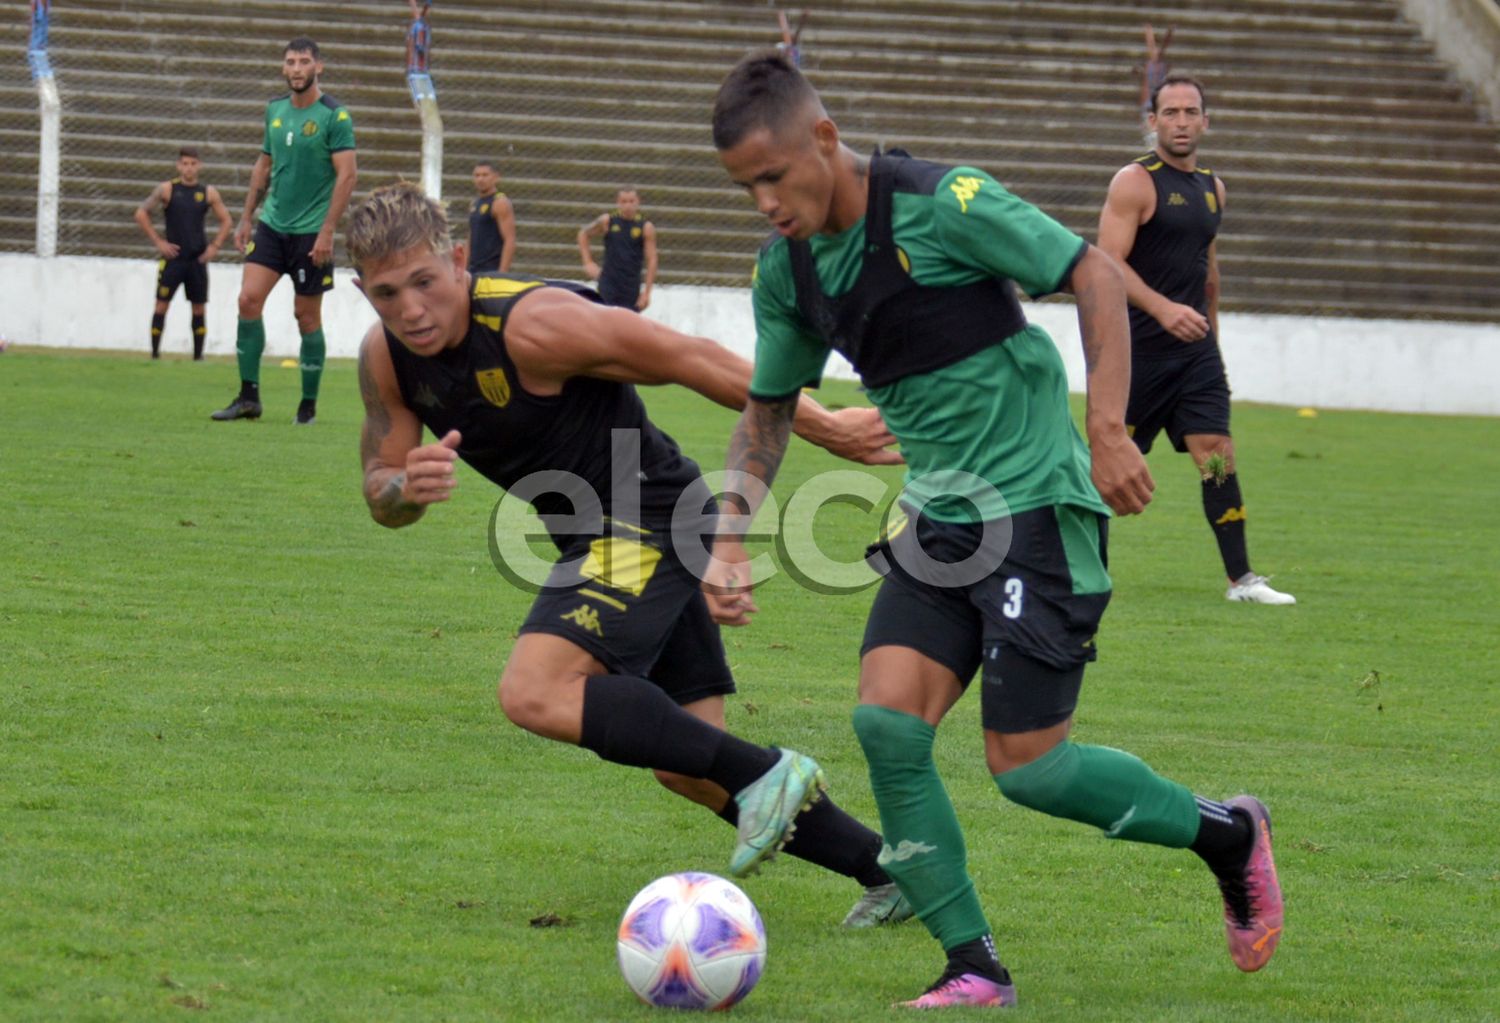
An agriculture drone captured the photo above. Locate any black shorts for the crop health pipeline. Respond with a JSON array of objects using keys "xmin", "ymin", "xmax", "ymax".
[
  {"xmin": 861, "ymin": 504, "xmax": 1112, "ymax": 733},
  {"xmin": 597, "ymin": 276, "xmax": 639, "ymax": 309},
  {"xmin": 156, "ymin": 256, "xmax": 208, "ymax": 304},
  {"xmin": 518, "ymin": 529, "xmax": 735, "ymax": 705},
  {"xmin": 1127, "ymin": 345, "xmax": 1232, "ymax": 455},
  {"xmin": 245, "ymin": 223, "xmax": 334, "ymax": 296}
]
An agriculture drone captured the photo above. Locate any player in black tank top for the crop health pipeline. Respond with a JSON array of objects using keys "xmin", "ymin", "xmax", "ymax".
[
  {"xmin": 465, "ymin": 160, "xmax": 515, "ymax": 273},
  {"xmin": 1098, "ymin": 74, "xmax": 1295, "ymax": 605},
  {"xmin": 133, "ymin": 147, "xmax": 232, "ymax": 359},
  {"xmin": 577, "ymin": 188, "xmax": 657, "ymax": 310},
  {"xmin": 347, "ymin": 182, "xmax": 911, "ymax": 919}
]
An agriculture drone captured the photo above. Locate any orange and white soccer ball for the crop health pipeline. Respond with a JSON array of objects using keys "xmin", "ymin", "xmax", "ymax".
[{"xmin": 616, "ymin": 872, "xmax": 766, "ymax": 1010}]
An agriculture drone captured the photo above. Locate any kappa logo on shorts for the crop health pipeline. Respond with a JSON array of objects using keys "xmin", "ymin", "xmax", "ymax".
[{"xmin": 560, "ymin": 604, "xmax": 603, "ymax": 636}]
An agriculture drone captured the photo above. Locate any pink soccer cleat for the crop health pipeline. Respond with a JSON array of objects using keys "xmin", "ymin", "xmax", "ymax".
[
  {"xmin": 1217, "ymin": 795, "xmax": 1284, "ymax": 971},
  {"xmin": 896, "ymin": 970, "xmax": 1017, "ymax": 1009}
]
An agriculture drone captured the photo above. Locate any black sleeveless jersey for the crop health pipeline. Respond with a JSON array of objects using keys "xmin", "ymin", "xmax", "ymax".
[
  {"xmin": 383, "ymin": 274, "xmax": 707, "ymax": 547},
  {"xmin": 599, "ymin": 213, "xmax": 646, "ymax": 292},
  {"xmin": 1125, "ymin": 153, "xmax": 1222, "ymax": 359},
  {"xmin": 786, "ymin": 150, "xmax": 1028, "ymax": 389},
  {"xmin": 163, "ymin": 178, "xmax": 210, "ymax": 257},
  {"xmin": 466, "ymin": 193, "xmax": 505, "ymax": 271}
]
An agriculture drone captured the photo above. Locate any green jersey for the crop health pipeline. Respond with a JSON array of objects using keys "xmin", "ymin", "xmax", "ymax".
[
  {"xmin": 259, "ymin": 93, "xmax": 355, "ymax": 235},
  {"xmin": 749, "ymin": 157, "xmax": 1108, "ymax": 522}
]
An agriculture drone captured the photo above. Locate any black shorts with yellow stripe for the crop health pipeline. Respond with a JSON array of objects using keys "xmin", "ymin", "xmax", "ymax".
[
  {"xmin": 245, "ymin": 222, "xmax": 335, "ymax": 296},
  {"xmin": 157, "ymin": 255, "xmax": 208, "ymax": 304},
  {"xmin": 518, "ymin": 526, "xmax": 735, "ymax": 706},
  {"xmin": 861, "ymin": 503, "xmax": 1112, "ymax": 733}
]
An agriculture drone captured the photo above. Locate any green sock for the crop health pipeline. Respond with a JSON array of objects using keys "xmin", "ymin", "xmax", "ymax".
[
  {"xmin": 851, "ymin": 705, "xmax": 991, "ymax": 951},
  {"xmin": 235, "ymin": 318, "xmax": 265, "ymax": 384},
  {"xmin": 994, "ymin": 740, "xmax": 1200, "ymax": 847},
  {"xmin": 299, "ymin": 328, "xmax": 326, "ymax": 400}
]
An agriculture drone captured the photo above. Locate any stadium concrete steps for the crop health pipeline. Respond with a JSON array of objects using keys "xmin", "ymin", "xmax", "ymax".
[{"xmin": 4, "ymin": 0, "xmax": 1498, "ymax": 322}]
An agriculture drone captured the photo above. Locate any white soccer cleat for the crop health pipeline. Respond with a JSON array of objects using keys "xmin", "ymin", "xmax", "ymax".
[{"xmin": 1226, "ymin": 574, "xmax": 1296, "ymax": 605}]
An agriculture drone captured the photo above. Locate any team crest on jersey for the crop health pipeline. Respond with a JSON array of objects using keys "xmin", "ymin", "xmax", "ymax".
[
  {"xmin": 302, "ymin": 119, "xmax": 319, "ymax": 137},
  {"xmin": 630, "ymin": 226, "xmax": 642, "ymax": 239},
  {"xmin": 476, "ymin": 367, "xmax": 511, "ymax": 407},
  {"xmin": 1205, "ymin": 192, "xmax": 1218, "ymax": 214},
  {"xmin": 480, "ymin": 203, "xmax": 490, "ymax": 215},
  {"xmin": 194, "ymin": 191, "xmax": 204, "ymax": 202}
]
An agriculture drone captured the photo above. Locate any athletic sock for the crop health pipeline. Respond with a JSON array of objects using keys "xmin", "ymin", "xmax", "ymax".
[
  {"xmin": 946, "ymin": 934, "xmax": 1011, "ymax": 984},
  {"xmin": 1202, "ymin": 473, "xmax": 1251, "ymax": 581},
  {"xmin": 851, "ymin": 705, "xmax": 991, "ymax": 949},
  {"xmin": 1189, "ymin": 796, "xmax": 1254, "ymax": 877},
  {"xmin": 191, "ymin": 313, "xmax": 206, "ymax": 360},
  {"xmin": 238, "ymin": 380, "xmax": 260, "ymax": 402},
  {"xmin": 715, "ymin": 796, "xmax": 891, "ymax": 887},
  {"xmin": 993, "ymin": 740, "xmax": 1200, "ymax": 848},
  {"xmin": 235, "ymin": 318, "xmax": 265, "ymax": 385},
  {"xmin": 578, "ymin": 674, "xmax": 777, "ymax": 789},
  {"xmin": 299, "ymin": 327, "xmax": 326, "ymax": 401},
  {"xmin": 150, "ymin": 313, "xmax": 165, "ymax": 357}
]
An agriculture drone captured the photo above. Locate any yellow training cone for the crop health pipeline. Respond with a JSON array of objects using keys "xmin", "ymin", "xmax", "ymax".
[
  {"xmin": 280, "ymin": 358, "xmax": 298, "ymax": 368},
  {"xmin": 1297, "ymin": 408, "xmax": 1318, "ymax": 418}
]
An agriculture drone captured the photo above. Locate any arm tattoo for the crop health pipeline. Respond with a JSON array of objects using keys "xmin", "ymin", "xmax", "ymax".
[
  {"xmin": 722, "ymin": 397, "xmax": 796, "ymax": 516},
  {"xmin": 357, "ymin": 346, "xmax": 392, "ymax": 470},
  {"xmin": 357, "ymin": 345, "xmax": 422, "ymax": 525}
]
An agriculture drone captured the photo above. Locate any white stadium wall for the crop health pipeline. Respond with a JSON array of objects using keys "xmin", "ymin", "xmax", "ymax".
[{"xmin": 2, "ymin": 252, "xmax": 1498, "ymax": 416}]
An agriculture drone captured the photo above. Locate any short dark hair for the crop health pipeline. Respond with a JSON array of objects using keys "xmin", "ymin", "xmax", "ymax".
[
  {"xmin": 177, "ymin": 146, "xmax": 200, "ymax": 160},
  {"xmin": 1151, "ymin": 72, "xmax": 1206, "ymax": 113},
  {"xmin": 474, "ymin": 160, "xmax": 497, "ymax": 172},
  {"xmin": 285, "ymin": 37, "xmax": 321, "ymax": 60},
  {"xmin": 712, "ymin": 49, "xmax": 821, "ymax": 150}
]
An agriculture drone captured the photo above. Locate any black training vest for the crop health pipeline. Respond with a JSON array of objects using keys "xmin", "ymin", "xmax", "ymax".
[
  {"xmin": 599, "ymin": 213, "xmax": 646, "ymax": 294},
  {"xmin": 383, "ymin": 274, "xmax": 705, "ymax": 547},
  {"xmin": 786, "ymin": 150, "xmax": 1029, "ymax": 391},
  {"xmin": 163, "ymin": 178, "xmax": 209, "ymax": 257},
  {"xmin": 1125, "ymin": 153, "xmax": 1222, "ymax": 358},
  {"xmin": 467, "ymin": 194, "xmax": 505, "ymax": 272}
]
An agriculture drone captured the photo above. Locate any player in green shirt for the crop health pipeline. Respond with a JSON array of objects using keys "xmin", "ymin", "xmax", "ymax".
[
  {"xmin": 708, "ymin": 51, "xmax": 1283, "ymax": 1008},
  {"xmin": 212, "ymin": 37, "xmax": 357, "ymax": 426}
]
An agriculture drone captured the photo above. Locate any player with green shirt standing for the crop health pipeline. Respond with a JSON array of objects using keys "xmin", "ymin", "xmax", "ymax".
[
  {"xmin": 708, "ymin": 51, "xmax": 1283, "ymax": 1009},
  {"xmin": 213, "ymin": 36, "xmax": 357, "ymax": 425}
]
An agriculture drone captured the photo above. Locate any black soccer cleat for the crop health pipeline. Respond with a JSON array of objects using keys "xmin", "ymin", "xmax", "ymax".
[
  {"xmin": 293, "ymin": 399, "xmax": 317, "ymax": 426},
  {"xmin": 210, "ymin": 396, "xmax": 263, "ymax": 421}
]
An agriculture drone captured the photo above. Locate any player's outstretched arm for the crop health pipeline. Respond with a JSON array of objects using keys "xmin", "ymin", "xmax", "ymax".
[
  {"xmin": 1098, "ymin": 165, "xmax": 1208, "ymax": 342},
  {"xmin": 1063, "ymin": 244, "xmax": 1155, "ymax": 516},
  {"xmin": 504, "ymin": 287, "xmax": 899, "ymax": 465},
  {"xmin": 357, "ymin": 324, "xmax": 452, "ymax": 528}
]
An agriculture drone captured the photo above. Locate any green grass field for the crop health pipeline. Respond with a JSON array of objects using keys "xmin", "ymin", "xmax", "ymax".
[{"xmin": 3, "ymin": 348, "xmax": 1497, "ymax": 1022}]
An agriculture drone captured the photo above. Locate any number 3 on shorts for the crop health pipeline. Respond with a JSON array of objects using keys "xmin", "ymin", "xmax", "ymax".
[{"xmin": 1002, "ymin": 578, "xmax": 1024, "ymax": 619}]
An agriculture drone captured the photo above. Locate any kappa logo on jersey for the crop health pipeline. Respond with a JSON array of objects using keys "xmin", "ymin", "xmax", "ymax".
[
  {"xmin": 949, "ymin": 175, "xmax": 984, "ymax": 213},
  {"xmin": 476, "ymin": 367, "xmax": 512, "ymax": 407},
  {"xmin": 412, "ymin": 381, "xmax": 442, "ymax": 409},
  {"xmin": 1168, "ymin": 192, "xmax": 1188, "ymax": 206},
  {"xmin": 271, "ymin": 117, "xmax": 282, "ymax": 129},
  {"xmin": 560, "ymin": 604, "xmax": 603, "ymax": 636},
  {"xmin": 610, "ymin": 223, "xmax": 620, "ymax": 233},
  {"xmin": 337, "ymin": 109, "xmax": 349, "ymax": 122},
  {"xmin": 1215, "ymin": 505, "xmax": 1247, "ymax": 525},
  {"xmin": 302, "ymin": 119, "xmax": 319, "ymax": 137},
  {"xmin": 877, "ymin": 839, "xmax": 937, "ymax": 865}
]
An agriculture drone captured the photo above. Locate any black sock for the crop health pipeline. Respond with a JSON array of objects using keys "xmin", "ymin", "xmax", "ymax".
[
  {"xmin": 1189, "ymin": 796, "xmax": 1254, "ymax": 877},
  {"xmin": 298, "ymin": 397, "xmax": 317, "ymax": 414},
  {"xmin": 239, "ymin": 380, "xmax": 260, "ymax": 402},
  {"xmin": 946, "ymin": 935, "xmax": 1010, "ymax": 984},
  {"xmin": 150, "ymin": 313, "xmax": 165, "ymax": 357},
  {"xmin": 191, "ymin": 313, "xmax": 206, "ymax": 360},
  {"xmin": 1202, "ymin": 473, "xmax": 1251, "ymax": 580},
  {"xmin": 715, "ymin": 796, "xmax": 891, "ymax": 887},
  {"xmin": 578, "ymin": 675, "xmax": 776, "ymax": 788}
]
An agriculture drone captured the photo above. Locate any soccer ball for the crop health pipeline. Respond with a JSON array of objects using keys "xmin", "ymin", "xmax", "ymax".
[{"xmin": 616, "ymin": 872, "xmax": 766, "ymax": 1010}]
